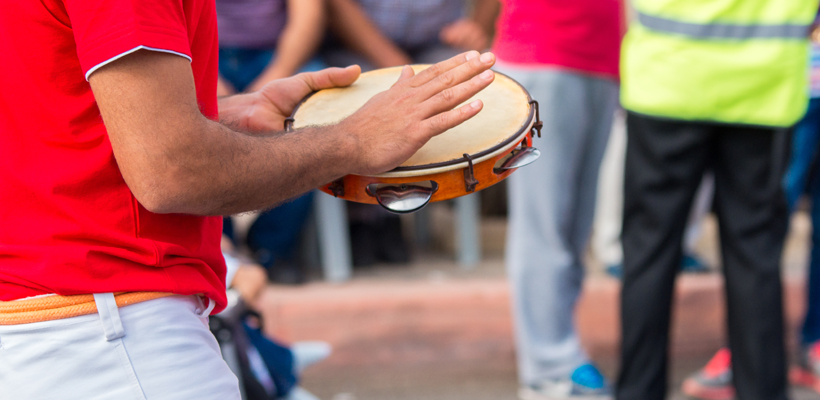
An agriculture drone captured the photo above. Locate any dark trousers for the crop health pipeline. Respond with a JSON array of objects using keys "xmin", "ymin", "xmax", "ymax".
[
  {"xmin": 785, "ymin": 98, "xmax": 820, "ymax": 345},
  {"xmin": 616, "ymin": 112, "xmax": 791, "ymax": 400}
]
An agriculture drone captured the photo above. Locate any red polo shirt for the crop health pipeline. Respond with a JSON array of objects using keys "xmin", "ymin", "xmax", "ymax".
[{"xmin": 0, "ymin": 0, "xmax": 227, "ymax": 312}]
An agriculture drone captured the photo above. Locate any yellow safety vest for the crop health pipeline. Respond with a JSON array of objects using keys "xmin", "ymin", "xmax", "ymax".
[{"xmin": 621, "ymin": 0, "xmax": 819, "ymax": 127}]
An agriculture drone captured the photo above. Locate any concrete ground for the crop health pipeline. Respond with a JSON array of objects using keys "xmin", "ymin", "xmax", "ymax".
[
  {"xmin": 300, "ymin": 358, "xmax": 820, "ymax": 400},
  {"xmin": 254, "ymin": 204, "xmax": 820, "ymax": 400}
]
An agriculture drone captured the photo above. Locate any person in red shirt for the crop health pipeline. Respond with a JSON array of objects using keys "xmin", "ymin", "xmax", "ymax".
[
  {"xmin": 491, "ymin": 0, "xmax": 623, "ymax": 398},
  {"xmin": 0, "ymin": 0, "xmax": 497, "ymax": 397}
]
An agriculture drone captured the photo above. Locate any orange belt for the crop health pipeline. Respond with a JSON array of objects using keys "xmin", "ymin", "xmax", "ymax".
[{"xmin": 0, "ymin": 292, "xmax": 174, "ymax": 325}]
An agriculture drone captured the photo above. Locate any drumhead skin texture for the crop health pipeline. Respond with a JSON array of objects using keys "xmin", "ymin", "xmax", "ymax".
[{"xmin": 292, "ymin": 65, "xmax": 531, "ymax": 173}]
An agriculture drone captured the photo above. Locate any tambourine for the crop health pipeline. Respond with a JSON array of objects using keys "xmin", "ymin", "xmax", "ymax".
[{"xmin": 288, "ymin": 65, "xmax": 541, "ymax": 214}]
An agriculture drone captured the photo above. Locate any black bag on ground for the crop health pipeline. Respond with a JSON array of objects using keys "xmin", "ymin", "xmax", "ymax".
[{"xmin": 209, "ymin": 297, "xmax": 298, "ymax": 400}]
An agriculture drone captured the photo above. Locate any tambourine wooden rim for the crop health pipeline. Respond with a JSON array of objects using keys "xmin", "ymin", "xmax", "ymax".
[{"xmin": 285, "ymin": 66, "xmax": 542, "ymax": 213}]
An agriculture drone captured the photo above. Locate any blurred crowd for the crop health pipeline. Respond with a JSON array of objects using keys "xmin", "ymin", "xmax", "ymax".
[{"xmin": 214, "ymin": 1, "xmax": 820, "ymax": 400}]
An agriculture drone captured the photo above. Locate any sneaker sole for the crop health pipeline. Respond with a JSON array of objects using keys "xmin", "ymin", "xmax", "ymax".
[
  {"xmin": 790, "ymin": 366, "xmax": 820, "ymax": 394},
  {"xmin": 681, "ymin": 379, "xmax": 735, "ymax": 400},
  {"xmin": 518, "ymin": 387, "xmax": 612, "ymax": 400}
]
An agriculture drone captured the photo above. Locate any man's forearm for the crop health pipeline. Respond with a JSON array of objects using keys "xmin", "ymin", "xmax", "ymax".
[
  {"xmin": 92, "ymin": 50, "xmax": 496, "ymax": 218},
  {"xmin": 145, "ymin": 117, "xmax": 356, "ymax": 216}
]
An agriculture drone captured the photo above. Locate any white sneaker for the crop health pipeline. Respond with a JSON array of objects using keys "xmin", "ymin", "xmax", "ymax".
[
  {"xmin": 287, "ymin": 386, "xmax": 321, "ymax": 400},
  {"xmin": 519, "ymin": 364, "xmax": 613, "ymax": 400},
  {"xmin": 291, "ymin": 341, "xmax": 332, "ymax": 373},
  {"xmin": 519, "ymin": 385, "xmax": 612, "ymax": 400}
]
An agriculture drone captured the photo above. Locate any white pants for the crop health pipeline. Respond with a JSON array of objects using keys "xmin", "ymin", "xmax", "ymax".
[{"xmin": 0, "ymin": 294, "xmax": 240, "ymax": 399}]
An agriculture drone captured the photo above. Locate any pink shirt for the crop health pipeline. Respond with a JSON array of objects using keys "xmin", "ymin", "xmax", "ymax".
[{"xmin": 492, "ymin": 0, "xmax": 623, "ymax": 79}]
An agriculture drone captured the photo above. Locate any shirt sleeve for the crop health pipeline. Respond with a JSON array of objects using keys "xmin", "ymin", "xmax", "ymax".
[{"xmin": 63, "ymin": 0, "xmax": 193, "ymax": 80}]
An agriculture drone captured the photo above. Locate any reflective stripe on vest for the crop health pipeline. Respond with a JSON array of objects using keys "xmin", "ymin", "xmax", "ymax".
[
  {"xmin": 621, "ymin": 0, "xmax": 817, "ymax": 126},
  {"xmin": 637, "ymin": 12, "xmax": 811, "ymax": 40}
]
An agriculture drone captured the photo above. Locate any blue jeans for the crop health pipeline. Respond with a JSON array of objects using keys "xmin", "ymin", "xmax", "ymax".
[
  {"xmin": 785, "ymin": 97, "xmax": 820, "ymax": 345},
  {"xmin": 219, "ymin": 48, "xmax": 326, "ymax": 268},
  {"xmin": 222, "ymin": 192, "xmax": 314, "ymax": 269},
  {"xmin": 242, "ymin": 321, "xmax": 297, "ymax": 397}
]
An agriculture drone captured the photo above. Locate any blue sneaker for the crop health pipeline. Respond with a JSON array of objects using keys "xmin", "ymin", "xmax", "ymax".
[
  {"xmin": 680, "ymin": 253, "xmax": 710, "ymax": 273},
  {"xmin": 519, "ymin": 363, "xmax": 612, "ymax": 399},
  {"xmin": 604, "ymin": 264, "xmax": 623, "ymax": 279}
]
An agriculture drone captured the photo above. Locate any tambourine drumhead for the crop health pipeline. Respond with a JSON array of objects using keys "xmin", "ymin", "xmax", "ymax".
[{"xmin": 292, "ymin": 65, "xmax": 533, "ymax": 177}]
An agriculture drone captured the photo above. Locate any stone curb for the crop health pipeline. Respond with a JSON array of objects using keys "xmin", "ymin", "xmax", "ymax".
[{"xmin": 257, "ymin": 274, "xmax": 806, "ymax": 367}]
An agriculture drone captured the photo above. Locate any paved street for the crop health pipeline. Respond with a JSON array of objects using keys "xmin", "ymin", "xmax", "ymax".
[
  {"xmin": 301, "ymin": 357, "xmax": 820, "ymax": 400},
  {"xmin": 264, "ymin": 207, "xmax": 820, "ymax": 400}
]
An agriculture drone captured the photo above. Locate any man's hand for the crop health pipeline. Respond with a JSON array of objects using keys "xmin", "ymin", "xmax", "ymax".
[
  {"xmin": 246, "ymin": 71, "xmax": 284, "ymax": 94},
  {"xmin": 218, "ymin": 66, "xmax": 361, "ymax": 132},
  {"xmin": 342, "ymin": 51, "xmax": 496, "ymax": 175},
  {"xmin": 225, "ymin": 50, "xmax": 497, "ymax": 175},
  {"xmin": 88, "ymin": 49, "xmax": 495, "ymax": 215},
  {"xmin": 440, "ymin": 19, "xmax": 491, "ymax": 51}
]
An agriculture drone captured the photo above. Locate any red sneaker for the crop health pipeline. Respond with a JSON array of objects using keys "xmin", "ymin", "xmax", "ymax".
[
  {"xmin": 681, "ymin": 348, "xmax": 735, "ymax": 400},
  {"xmin": 790, "ymin": 342, "xmax": 820, "ymax": 394}
]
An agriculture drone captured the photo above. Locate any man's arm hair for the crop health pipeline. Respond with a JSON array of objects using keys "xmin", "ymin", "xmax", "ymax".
[
  {"xmin": 90, "ymin": 52, "xmax": 355, "ymax": 215},
  {"xmin": 89, "ymin": 50, "xmax": 496, "ymax": 216}
]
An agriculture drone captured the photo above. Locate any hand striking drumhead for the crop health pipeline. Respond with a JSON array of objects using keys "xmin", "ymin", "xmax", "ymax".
[{"xmin": 293, "ymin": 65, "xmax": 531, "ymax": 170}]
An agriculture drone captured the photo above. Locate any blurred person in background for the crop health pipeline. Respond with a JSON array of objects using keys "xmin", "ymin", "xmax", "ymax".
[
  {"xmin": 324, "ymin": 0, "xmax": 494, "ymax": 70},
  {"xmin": 681, "ymin": 15, "xmax": 820, "ymax": 400},
  {"xmin": 593, "ymin": 118, "xmax": 714, "ymax": 278},
  {"xmin": 617, "ymin": 1, "xmax": 818, "ymax": 399},
  {"xmin": 216, "ymin": 0, "xmax": 326, "ymax": 283},
  {"xmin": 221, "ymin": 245, "xmax": 331, "ymax": 400},
  {"xmin": 323, "ymin": 0, "xmax": 495, "ymax": 266},
  {"xmin": 216, "ymin": 0, "xmax": 325, "ymax": 95},
  {"xmin": 492, "ymin": 0, "xmax": 623, "ymax": 398}
]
